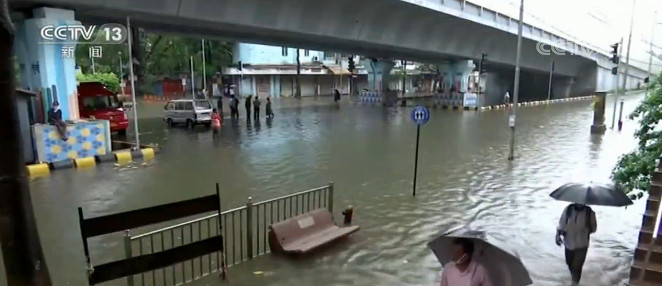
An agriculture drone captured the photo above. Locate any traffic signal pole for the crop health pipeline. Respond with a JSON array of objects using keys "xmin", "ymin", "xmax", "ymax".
[{"xmin": 611, "ymin": 38, "xmax": 623, "ymax": 129}]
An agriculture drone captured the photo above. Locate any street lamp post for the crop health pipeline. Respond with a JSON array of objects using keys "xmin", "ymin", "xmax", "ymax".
[
  {"xmin": 119, "ymin": 51, "xmax": 125, "ymax": 97},
  {"xmin": 645, "ymin": 11, "xmax": 660, "ymax": 98},
  {"xmin": 201, "ymin": 39, "xmax": 207, "ymax": 97},
  {"xmin": 508, "ymin": 0, "xmax": 524, "ymax": 161},
  {"xmin": 126, "ymin": 16, "xmax": 141, "ymax": 148}
]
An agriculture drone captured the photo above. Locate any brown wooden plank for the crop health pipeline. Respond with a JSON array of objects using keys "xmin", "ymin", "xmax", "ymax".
[
  {"xmin": 82, "ymin": 194, "xmax": 219, "ymax": 238},
  {"xmin": 89, "ymin": 235, "xmax": 223, "ymax": 284}
]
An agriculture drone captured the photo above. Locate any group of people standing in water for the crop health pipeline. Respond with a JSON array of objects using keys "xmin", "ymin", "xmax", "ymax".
[{"xmin": 220, "ymin": 95, "xmax": 274, "ymax": 120}]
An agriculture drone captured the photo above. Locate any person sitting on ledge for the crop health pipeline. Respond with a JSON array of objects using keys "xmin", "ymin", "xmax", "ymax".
[{"xmin": 47, "ymin": 101, "xmax": 68, "ymax": 141}]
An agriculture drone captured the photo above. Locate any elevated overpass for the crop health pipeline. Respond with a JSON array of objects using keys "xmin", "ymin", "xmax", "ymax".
[{"xmin": 9, "ymin": 0, "xmax": 650, "ymax": 108}]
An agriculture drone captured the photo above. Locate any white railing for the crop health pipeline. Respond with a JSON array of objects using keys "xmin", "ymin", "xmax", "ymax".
[{"xmin": 123, "ymin": 183, "xmax": 334, "ymax": 286}]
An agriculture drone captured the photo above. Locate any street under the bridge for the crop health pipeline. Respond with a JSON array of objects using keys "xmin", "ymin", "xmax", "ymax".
[{"xmin": 2, "ymin": 94, "xmax": 648, "ymax": 286}]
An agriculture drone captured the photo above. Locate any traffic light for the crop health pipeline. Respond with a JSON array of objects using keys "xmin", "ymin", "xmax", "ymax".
[
  {"xmin": 479, "ymin": 53, "xmax": 487, "ymax": 74},
  {"xmin": 611, "ymin": 67, "xmax": 618, "ymax": 75},
  {"xmin": 644, "ymin": 77, "xmax": 649, "ymax": 84},
  {"xmin": 347, "ymin": 57, "xmax": 355, "ymax": 74},
  {"xmin": 610, "ymin": 43, "xmax": 619, "ymax": 64}
]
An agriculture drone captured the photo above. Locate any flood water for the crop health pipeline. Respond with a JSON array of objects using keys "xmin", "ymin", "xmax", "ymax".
[{"xmin": 3, "ymin": 94, "xmax": 649, "ymax": 286}]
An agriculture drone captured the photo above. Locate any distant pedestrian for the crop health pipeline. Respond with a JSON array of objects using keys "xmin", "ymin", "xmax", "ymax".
[
  {"xmin": 211, "ymin": 108, "xmax": 222, "ymax": 137},
  {"xmin": 503, "ymin": 92, "xmax": 511, "ymax": 104},
  {"xmin": 230, "ymin": 95, "xmax": 239, "ymax": 119},
  {"xmin": 253, "ymin": 96, "xmax": 261, "ymax": 120},
  {"xmin": 245, "ymin": 95, "xmax": 252, "ymax": 120},
  {"xmin": 48, "ymin": 101, "xmax": 68, "ymax": 141},
  {"xmin": 556, "ymin": 203, "xmax": 597, "ymax": 284},
  {"xmin": 334, "ymin": 89, "xmax": 341, "ymax": 102},
  {"xmin": 266, "ymin": 97, "xmax": 274, "ymax": 118}
]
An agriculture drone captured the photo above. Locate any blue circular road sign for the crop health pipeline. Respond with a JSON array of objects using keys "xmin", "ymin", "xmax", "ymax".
[{"xmin": 411, "ymin": 106, "xmax": 430, "ymax": 125}]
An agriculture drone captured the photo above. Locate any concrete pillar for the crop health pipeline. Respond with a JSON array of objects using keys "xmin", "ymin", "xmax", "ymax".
[
  {"xmin": 14, "ymin": 7, "xmax": 80, "ymax": 120},
  {"xmin": 454, "ymin": 60, "xmax": 475, "ymax": 93},
  {"xmin": 361, "ymin": 59, "xmax": 394, "ymax": 92},
  {"xmin": 590, "ymin": 92, "xmax": 607, "ymax": 134}
]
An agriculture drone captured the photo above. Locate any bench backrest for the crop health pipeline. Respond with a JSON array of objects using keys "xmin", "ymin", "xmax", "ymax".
[
  {"xmin": 78, "ymin": 185, "xmax": 223, "ymax": 285},
  {"xmin": 270, "ymin": 208, "xmax": 336, "ymax": 245}
]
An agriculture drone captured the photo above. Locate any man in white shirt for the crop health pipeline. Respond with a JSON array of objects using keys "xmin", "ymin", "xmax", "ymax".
[{"xmin": 556, "ymin": 203, "xmax": 597, "ymax": 284}]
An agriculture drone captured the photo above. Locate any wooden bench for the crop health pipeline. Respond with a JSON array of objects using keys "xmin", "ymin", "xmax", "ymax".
[{"xmin": 268, "ymin": 208, "xmax": 359, "ymax": 255}]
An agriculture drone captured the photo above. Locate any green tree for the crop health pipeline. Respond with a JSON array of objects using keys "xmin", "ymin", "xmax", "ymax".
[
  {"xmin": 612, "ymin": 72, "xmax": 662, "ymax": 194},
  {"xmin": 76, "ymin": 72, "xmax": 120, "ymax": 93},
  {"xmin": 75, "ymin": 33, "xmax": 234, "ymax": 95}
]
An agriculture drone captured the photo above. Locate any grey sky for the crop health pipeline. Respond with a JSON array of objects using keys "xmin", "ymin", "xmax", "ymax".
[{"xmin": 470, "ymin": 0, "xmax": 662, "ymax": 73}]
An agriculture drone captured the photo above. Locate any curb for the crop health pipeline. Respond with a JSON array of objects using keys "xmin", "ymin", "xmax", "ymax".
[
  {"xmin": 479, "ymin": 95, "xmax": 594, "ymax": 111},
  {"xmin": 26, "ymin": 147, "xmax": 160, "ymax": 178}
]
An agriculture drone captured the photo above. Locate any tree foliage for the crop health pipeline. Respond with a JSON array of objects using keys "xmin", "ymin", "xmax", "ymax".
[
  {"xmin": 75, "ymin": 32, "xmax": 234, "ymax": 94},
  {"xmin": 612, "ymin": 73, "xmax": 662, "ymax": 193},
  {"xmin": 76, "ymin": 72, "xmax": 120, "ymax": 93}
]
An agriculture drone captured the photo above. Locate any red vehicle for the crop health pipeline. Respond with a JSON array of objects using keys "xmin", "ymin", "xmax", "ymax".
[{"xmin": 77, "ymin": 82, "xmax": 129, "ymax": 135}]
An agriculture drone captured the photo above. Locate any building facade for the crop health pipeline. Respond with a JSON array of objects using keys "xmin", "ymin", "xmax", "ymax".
[{"xmin": 223, "ymin": 43, "xmax": 365, "ymax": 97}]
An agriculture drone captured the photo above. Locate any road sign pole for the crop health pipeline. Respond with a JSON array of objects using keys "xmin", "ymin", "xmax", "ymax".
[{"xmin": 412, "ymin": 124, "xmax": 421, "ymax": 196}]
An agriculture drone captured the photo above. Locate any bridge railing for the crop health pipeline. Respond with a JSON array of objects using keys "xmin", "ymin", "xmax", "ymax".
[{"xmin": 124, "ymin": 183, "xmax": 334, "ymax": 285}]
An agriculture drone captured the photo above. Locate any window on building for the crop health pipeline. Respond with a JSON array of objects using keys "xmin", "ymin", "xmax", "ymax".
[
  {"xmin": 282, "ymin": 47, "xmax": 288, "ymax": 56},
  {"xmin": 304, "ymin": 50, "xmax": 310, "ymax": 57}
]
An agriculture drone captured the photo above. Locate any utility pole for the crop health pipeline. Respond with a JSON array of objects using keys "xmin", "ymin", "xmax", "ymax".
[
  {"xmin": 119, "ymin": 51, "xmax": 125, "ymax": 96},
  {"xmin": 620, "ymin": 0, "xmax": 636, "ymax": 99},
  {"xmin": 201, "ymin": 39, "xmax": 207, "ymax": 96},
  {"xmin": 645, "ymin": 10, "xmax": 658, "ymax": 98},
  {"xmin": 508, "ymin": 0, "xmax": 524, "ymax": 161},
  {"xmin": 190, "ymin": 56, "xmax": 195, "ymax": 98},
  {"xmin": 339, "ymin": 53, "xmax": 343, "ymax": 95},
  {"xmin": 0, "ymin": 0, "xmax": 53, "ymax": 283},
  {"xmin": 127, "ymin": 17, "xmax": 141, "ymax": 148},
  {"xmin": 296, "ymin": 48, "xmax": 301, "ymax": 98},
  {"xmin": 91, "ymin": 56, "xmax": 96, "ymax": 73},
  {"xmin": 547, "ymin": 60, "xmax": 554, "ymax": 101},
  {"xmin": 401, "ymin": 60, "xmax": 407, "ymax": 97}
]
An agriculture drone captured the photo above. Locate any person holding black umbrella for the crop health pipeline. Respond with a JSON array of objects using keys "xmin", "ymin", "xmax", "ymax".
[
  {"xmin": 549, "ymin": 182, "xmax": 632, "ymax": 285},
  {"xmin": 555, "ymin": 203, "xmax": 596, "ymax": 285}
]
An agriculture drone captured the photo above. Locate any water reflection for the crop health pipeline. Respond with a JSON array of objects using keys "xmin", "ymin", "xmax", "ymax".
[{"xmin": 19, "ymin": 95, "xmax": 646, "ymax": 286}]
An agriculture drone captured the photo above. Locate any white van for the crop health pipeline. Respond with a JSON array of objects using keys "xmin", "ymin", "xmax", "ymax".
[{"xmin": 163, "ymin": 99, "xmax": 213, "ymax": 128}]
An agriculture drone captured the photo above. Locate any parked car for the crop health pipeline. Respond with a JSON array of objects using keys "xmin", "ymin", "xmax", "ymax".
[
  {"xmin": 78, "ymin": 82, "xmax": 129, "ymax": 135},
  {"xmin": 163, "ymin": 99, "xmax": 213, "ymax": 128}
]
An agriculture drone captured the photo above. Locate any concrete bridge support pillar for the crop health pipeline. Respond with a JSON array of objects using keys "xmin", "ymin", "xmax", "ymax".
[
  {"xmin": 362, "ymin": 58, "xmax": 394, "ymax": 92},
  {"xmin": 13, "ymin": 7, "xmax": 80, "ymax": 120}
]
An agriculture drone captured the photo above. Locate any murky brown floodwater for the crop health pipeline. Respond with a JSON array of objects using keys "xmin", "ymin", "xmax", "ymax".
[{"xmin": 1, "ymin": 93, "xmax": 649, "ymax": 286}]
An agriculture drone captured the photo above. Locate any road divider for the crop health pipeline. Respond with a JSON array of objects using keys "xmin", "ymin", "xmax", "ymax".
[
  {"xmin": 26, "ymin": 163, "xmax": 50, "ymax": 177},
  {"xmin": 27, "ymin": 146, "xmax": 160, "ymax": 178},
  {"xmin": 115, "ymin": 151, "xmax": 132, "ymax": 165},
  {"xmin": 482, "ymin": 95, "xmax": 594, "ymax": 112},
  {"xmin": 74, "ymin": 157, "xmax": 96, "ymax": 168}
]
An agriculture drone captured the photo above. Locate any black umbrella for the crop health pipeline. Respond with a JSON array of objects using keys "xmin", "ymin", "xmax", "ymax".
[{"xmin": 549, "ymin": 183, "xmax": 633, "ymax": 207}]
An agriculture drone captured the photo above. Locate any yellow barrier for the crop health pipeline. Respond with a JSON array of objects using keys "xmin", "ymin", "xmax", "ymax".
[
  {"xmin": 74, "ymin": 157, "xmax": 96, "ymax": 168},
  {"xmin": 141, "ymin": 148, "xmax": 155, "ymax": 161},
  {"xmin": 115, "ymin": 152, "xmax": 132, "ymax": 165},
  {"xmin": 26, "ymin": 163, "xmax": 50, "ymax": 177}
]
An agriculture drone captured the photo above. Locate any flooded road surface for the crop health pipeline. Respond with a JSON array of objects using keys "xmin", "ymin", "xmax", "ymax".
[{"xmin": 6, "ymin": 94, "xmax": 648, "ymax": 286}]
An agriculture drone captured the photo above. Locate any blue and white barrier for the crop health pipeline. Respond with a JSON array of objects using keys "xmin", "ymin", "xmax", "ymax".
[{"xmin": 359, "ymin": 91, "xmax": 382, "ymax": 104}]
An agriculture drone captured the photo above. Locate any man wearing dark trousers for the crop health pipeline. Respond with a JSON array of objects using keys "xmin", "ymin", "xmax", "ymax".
[
  {"xmin": 244, "ymin": 95, "xmax": 252, "ymax": 120},
  {"xmin": 556, "ymin": 203, "xmax": 597, "ymax": 285}
]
